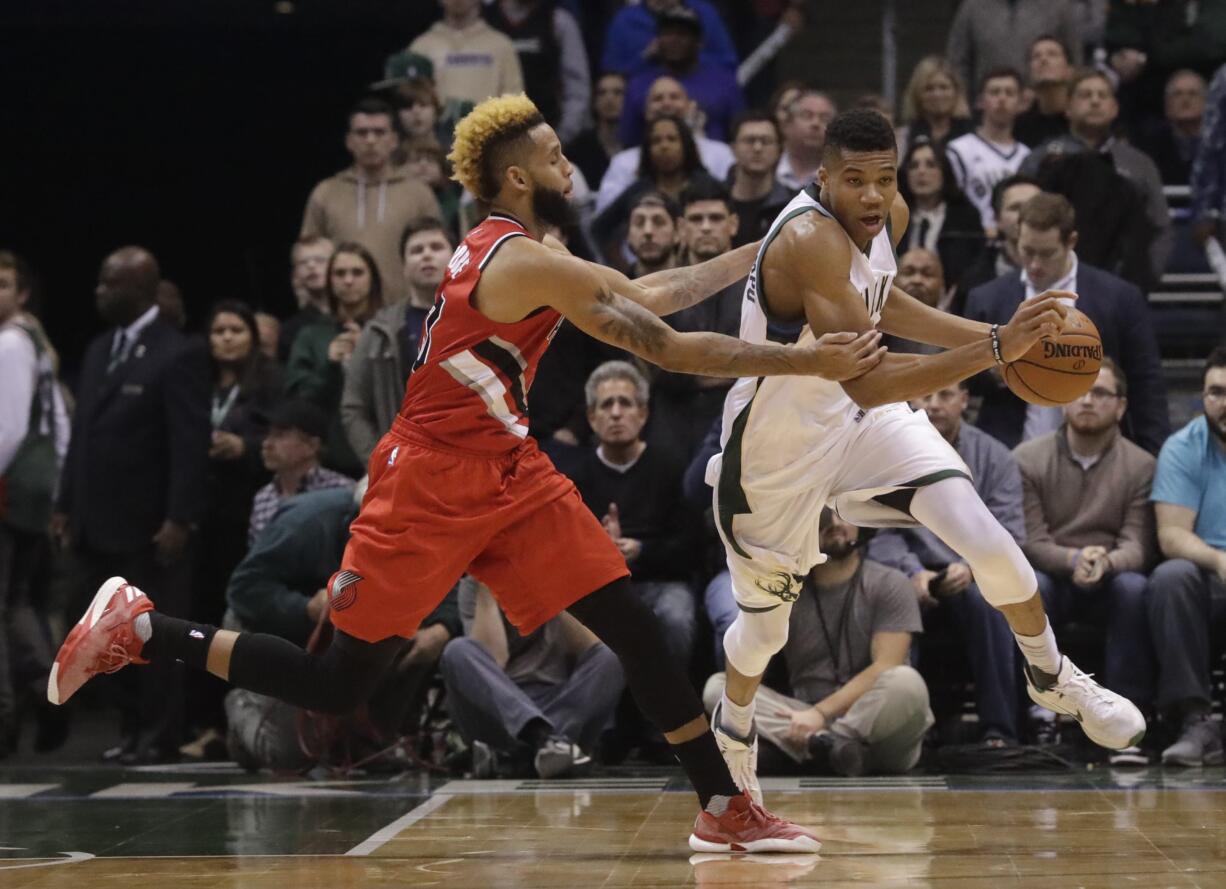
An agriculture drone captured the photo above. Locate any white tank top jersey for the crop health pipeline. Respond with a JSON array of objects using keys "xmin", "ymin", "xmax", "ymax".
[
  {"xmin": 706, "ymin": 186, "xmax": 898, "ymax": 495},
  {"xmin": 945, "ymin": 132, "xmax": 1030, "ymax": 231}
]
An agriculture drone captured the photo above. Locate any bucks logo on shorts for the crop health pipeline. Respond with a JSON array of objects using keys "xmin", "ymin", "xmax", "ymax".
[{"xmin": 754, "ymin": 570, "xmax": 803, "ymax": 603}]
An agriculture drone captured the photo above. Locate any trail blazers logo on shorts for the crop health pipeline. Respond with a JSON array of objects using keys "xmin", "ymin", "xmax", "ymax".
[
  {"xmin": 330, "ymin": 571, "xmax": 362, "ymax": 612},
  {"xmin": 754, "ymin": 571, "xmax": 803, "ymax": 603}
]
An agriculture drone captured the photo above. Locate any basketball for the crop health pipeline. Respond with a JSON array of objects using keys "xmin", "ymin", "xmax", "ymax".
[{"xmin": 1003, "ymin": 307, "xmax": 1103, "ymax": 407}]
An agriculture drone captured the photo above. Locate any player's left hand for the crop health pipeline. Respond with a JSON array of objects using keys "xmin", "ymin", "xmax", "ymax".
[
  {"xmin": 936, "ymin": 562, "xmax": 973, "ymax": 597},
  {"xmin": 786, "ymin": 707, "xmax": 827, "ymax": 744},
  {"xmin": 152, "ymin": 519, "xmax": 189, "ymax": 566}
]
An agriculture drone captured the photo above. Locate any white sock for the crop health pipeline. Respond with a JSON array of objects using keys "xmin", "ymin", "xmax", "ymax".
[
  {"xmin": 134, "ymin": 613, "xmax": 152, "ymax": 642},
  {"xmin": 1014, "ymin": 621, "xmax": 1061, "ymax": 675},
  {"xmin": 719, "ymin": 692, "xmax": 754, "ymax": 739}
]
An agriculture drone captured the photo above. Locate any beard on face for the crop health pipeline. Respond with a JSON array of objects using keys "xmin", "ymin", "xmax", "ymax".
[
  {"xmin": 532, "ymin": 183, "xmax": 578, "ymax": 231},
  {"xmin": 823, "ymin": 538, "xmax": 857, "ymax": 560},
  {"xmin": 1207, "ymin": 409, "xmax": 1226, "ymax": 444}
]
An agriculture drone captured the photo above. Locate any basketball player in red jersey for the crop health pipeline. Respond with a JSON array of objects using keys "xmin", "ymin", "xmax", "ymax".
[{"xmin": 47, "ymin": 95, "xmax": 884, "ymax": 853}]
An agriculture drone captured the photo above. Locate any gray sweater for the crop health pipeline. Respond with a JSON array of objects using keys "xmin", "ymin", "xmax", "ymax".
[
  {"xmin": 947, "ymin": 0, "xmax": 1083, "ymax": 96},
  {"xmin": 1013, "ymin": 426, "xmax": 1156, "ymax": 576},
  {"xmin": 340, "ymin": 303, "xmax": 408, "ymax": 464}
]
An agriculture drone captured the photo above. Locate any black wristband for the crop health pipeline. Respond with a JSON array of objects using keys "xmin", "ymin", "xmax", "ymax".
[{"xmin": 990, "ymin": 324, "xmax": 1006, "ymax": 366}]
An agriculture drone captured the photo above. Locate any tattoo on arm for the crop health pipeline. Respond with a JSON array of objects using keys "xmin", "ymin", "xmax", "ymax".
[{"xmin": 591, "ymin": 286, "xmax": 670, "ymax": 356}]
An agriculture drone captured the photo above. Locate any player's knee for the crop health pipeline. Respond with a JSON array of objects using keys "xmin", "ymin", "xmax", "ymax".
[
  {"xmin": 723, "ymin": 610, "xmax": 789, "ymax": 678},
  {"xmin": 961, "ymin": 528, "xmax": 1036, "ymax": 608}
]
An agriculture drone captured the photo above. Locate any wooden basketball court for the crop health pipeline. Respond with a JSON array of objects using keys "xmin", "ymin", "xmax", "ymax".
[{"xmin": 1, "ymin": 765, "xmax": 1223, "ymax": 887}]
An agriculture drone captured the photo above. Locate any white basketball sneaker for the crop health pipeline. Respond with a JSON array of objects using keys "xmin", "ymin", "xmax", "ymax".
[
  {"xmin": 1024, "ymin": 656, "xmax": 1146, "ymax": 750},
  {"xmin": 712, "ymin": 701, "xmax": 763, "ymax": 806}
]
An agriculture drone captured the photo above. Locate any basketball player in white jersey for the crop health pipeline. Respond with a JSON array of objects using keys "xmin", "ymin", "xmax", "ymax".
[
  {"xmin": 706, "ymin": 109, "xmax": 1144, "ymax": 803},
  {"xmin": 947, "ymin": 68, "xmax": 1030, "ymax": 233}
]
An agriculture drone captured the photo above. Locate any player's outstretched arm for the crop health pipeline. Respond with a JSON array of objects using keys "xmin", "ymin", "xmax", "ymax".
[
  {"xmin": 485, "ymin": 237, "xmax": 882, "ymax": 379},
  {"xmin": 878, "ymin": 286, "xmax": 992, "ymax": 349},
  {"xmin": 543, "ymin": 233, "xmax": 761, "ymax": 317},
  {"xmin": 773, "ymin": 216, "xmax": 1068, "ymax": 409}
]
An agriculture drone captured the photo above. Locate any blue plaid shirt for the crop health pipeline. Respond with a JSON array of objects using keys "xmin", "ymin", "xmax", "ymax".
[{"xmin": 247, "ymin": 466, "xmax": 353, "ymax": 547}]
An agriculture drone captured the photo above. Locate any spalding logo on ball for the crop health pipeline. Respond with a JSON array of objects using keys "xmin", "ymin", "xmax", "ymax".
[{"xmin": 1004, "ymin": 308, "xmax": 1102, "ymax": 407}]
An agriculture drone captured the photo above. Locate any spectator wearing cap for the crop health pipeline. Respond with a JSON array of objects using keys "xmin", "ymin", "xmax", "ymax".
[
  {"xmin": 566, "ymin": 73, "xmax": 627, "ymax": 194},
  {"xmin": 946, "ymin": 0, "xmax": 1082, "ymax": 102},
  {"xmin": 409, "ymin": 0, "xmax": 523, "ymax": 113},
  {"xmin": 301, "ymin": 98, "xmax": 440, "ymax": 305},
  {"xmin": 619, "ymin": 7, "xmax": 744, "ymax": 147},
  {"xmin": 342, "ymin": 219, "xmax": 452, "ymax": 465},
  {"xmin": 484, "ymin": 0, "xmax": 591, "ymax": 145},
  {"xmin": 726, "ymin": 110, "xmax": 791, "ymax": 247},
  {"xmin": 247, "ymin": 400, "xmax": 353, "ymax": 548},
  {"xmin": 1022, "ymin": 70, "xmax": 1172, "ymax": 285},
  {"xmin": 602, "ymin": 0, "xmax": 738, "ymax": 77},
  {"xmin": 596, "ymin": 76, "xmax": 735, "ymax": 215},
  {"xmin": 379, "ymin": 53, "xmax": 448, "ymax": 144}
]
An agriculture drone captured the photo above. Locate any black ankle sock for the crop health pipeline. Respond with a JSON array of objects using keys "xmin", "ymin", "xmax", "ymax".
[
  {"xmin": 672, "ymin": 732, "xmax": 741, "ymax": 809},
  {"xmin": 143, "ymin": 612, "xmax": 217, "ymax": 671},
  {"xmin": 518, "ymin": 717, "xmax": 552, "ymax": 751}
]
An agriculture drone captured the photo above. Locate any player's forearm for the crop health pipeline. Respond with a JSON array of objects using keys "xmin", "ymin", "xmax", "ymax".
[
  {"xmin": 659, "ymin": 330, "xmax": 806, "ymax": 378},
  {"xmin": 841, "ymin": 338, "xmax": 996, "ymax": 409},
  {"xmin": 633, "ymin": 242, "xmax": 757, "ymax": 316},
  {"xmin": 878, "ymin": 290, "xmax": 990, "ymax": 349},
  {"xmin": 1158, "ymin": 526, "xmax": 1222, "ymax": 573}
]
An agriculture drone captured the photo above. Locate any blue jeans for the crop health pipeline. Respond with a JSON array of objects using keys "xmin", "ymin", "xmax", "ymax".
[
  {"xmin": 1036, "ymin": 569, "xmax": 1155, "ymax": 712},
  {"xmin": 703, "ymin": 571, "xmax": 737, "ymax": 670},
  {"xmin": 633, "ymin": 580, "xmax": 697, "ymax": 670},
  {"xmin": 1146, "ymin": 559, "xmax": 1226, "ymax": 715}
]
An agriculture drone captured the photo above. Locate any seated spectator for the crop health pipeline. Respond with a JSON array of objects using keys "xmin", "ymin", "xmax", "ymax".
[
  {"xmin": 726, "ymin": 110, "xmax": 791, "ymax": 247},
  {"xmin": 595, "ymin": 77, "xmax": 734, "ymax": 215},
  {"xmin": 955, "ymin": 174, "xmax": 1040, "ymax": 308},
  {"xmin": 342, "ymin": 219, "xmax": 451, "ymax": 464},
  {"xmin": 485, "ymin": 0, "xmax": 590, "ymax": 145},
  {"xmin": 225, "ymin": 485, "xmax": 458, "ymax": 771},
  {"xmin": 1146, "ymin": 348, "xmax": 1226, "ymax": 767},
  {"xmin": 947, "ymin": 68, "xmax": 1031, "ymax": 233},
  {"xmin": 965, "ymin": 192, "xmax": 1169, "ymax": 455},
  {"xmin": 442, "ymin": 579, "xmax": 624, "ymax": 778},
  {"xmin": 776, "ymin": 89, "xmax": 838, "ymax": 191},
  {"xmin": 247, "ymin": 400, "xmax": 353, "ymax": 547},
  {"xmin": 626, "ymin": 190, "xmax": 681, "ymax": 278},
  {"xmin": 403, "ymin": 138, "xmax": 460, "ymax": 239},
  {"xmin": 1014, "ymin": 360, "xmax": 1156, "ymax": 761},
  {"xmin": 651, "ymin": 180, "xmax": 744, "ymax": 461},
  {"xmin": 569, "ymin": 362, "xmax": 698, "ymax": 669},
  {"xmin": 566, "ymin": 73, "xmax": 626, "ymax": 192},
  {"xmin": 1022, "ymin": 70, "xmax": 1172, "ymax": 284},
  {"xmin": 893, "ymin": 247, "xmax": 948, "ymax": 321},
  {"xmin": 898, "ymin": 137, "xmax": 986, "ymax": 290},
  {"xmin": 287, "ymin": 242, "xmax": 383, "ymax": 477},
  {"xmin": 1015, "ymin": 35, "xmax": 1074, "ymax": 149},
  {"xmin": 1191, "ymin": 63, "xmax": 1226, "ymax": 245},
  {"xmin": 946, "ymin": 0, "xmax": 1082, "ymax": 98},
  {"xmin": 300, "ymin": 97, "xmax": 441, "ymax": 303},
  {"xmin": 198, "ymin": 301, "xmax": 282, "ymax": 632},
  {"xmin": 278, "ymin": 236, "xmax": 333, "ymax": 363},
  {"xmin": 592, "ymin": 116, "xmax": 720, "ymax": 263},
  {"xmin": 602, "ymin": 0, "xmax": 738, "ymax": 77},
  {"xmin": 408, "ymin": 0, "xmax": 523, "ymax": 113},
  {"xmin": 867, "ymin": 381, "xmax": 1023, "ymax": 745},
  {"xmin": 704, "ymin": 511, "xmax": 931, "ymax": 776},
  {"xmin": 620, "ymin": 7, "xmax": 744, "ymax": 146},
  {"xmin": 1136, "ymin": 70, "xmax": 1207, "ymax": 187},
  {"xmin": 896, "ymin": 56, "xmax": 972, "ymax": 156}
]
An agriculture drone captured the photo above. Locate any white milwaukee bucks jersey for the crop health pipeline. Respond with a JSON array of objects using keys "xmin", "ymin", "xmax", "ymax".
[
  {"xmin": 708, "ymin": 186, "xmax": 899, "ymax": 494},
  {"xmin": 946, "ymin": 132, "xmax": 1029, "ymax": 231}
]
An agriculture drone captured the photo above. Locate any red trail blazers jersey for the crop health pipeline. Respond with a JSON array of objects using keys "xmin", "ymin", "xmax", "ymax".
[{"xmin": 398, "ymin": 213, "xmax": 563, "ymax": 453}]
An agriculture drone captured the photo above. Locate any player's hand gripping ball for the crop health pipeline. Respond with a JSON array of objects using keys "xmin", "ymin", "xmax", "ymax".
[{"xmin": 1003, "ymin": 307, "xmax": 1102, "ymax": 406}]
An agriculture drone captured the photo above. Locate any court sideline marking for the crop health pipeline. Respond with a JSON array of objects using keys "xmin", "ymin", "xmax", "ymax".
[{"xmin": 345, "ymin": 793, "xmax": 455, "ymax": 856}]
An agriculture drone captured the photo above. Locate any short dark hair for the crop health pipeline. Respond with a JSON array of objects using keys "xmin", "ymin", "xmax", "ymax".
[
  {"xmin": 680, "ymin": 178, "xmax": 733, "ymax": 214},
  {"xmin": 348, "ymin": 96, "xmax": 397, "ymax": 129},
  {"xmin": 1098, "ymin": 356, "xmax": 1126, "ymax": 399},
  {"xmin": 1028, "ymin": 34, "xmax": 1070, "ymax": 62},
  {"xmin": 978, "ymin": 66, "xmax": 1024, "ymax": 95},
  {"xmin": 399, "ymin": 217, "xmax": 451, "ymax": 257},
  {"xmin": 730, "ymin": 109, "xmax": 782, "ymax": 146},
  {"xmin": 991, "ymin": 173, "xmax": 1041, "ymax": 215},
  {"xmin": 629, "ymin": 189, "xmax": 681, "ymax": 221},
  {"xmin": 1018, "ymin": 191, "xmax": 1077, "ymax": 242},
  {"xmin": 1206, "ymin": 346, "xmax": 1226, "ymax": 386},
  {"xmin": 1069, "ymin": 68, "xmax": 1115, "ymax": 98},
  {"xmin": 822, "ymin": 109, "xmax": 897, "ymax": 165},
  {"xmin": 0, "ymin": 250, "xmax": 32, "ymax": 294}
]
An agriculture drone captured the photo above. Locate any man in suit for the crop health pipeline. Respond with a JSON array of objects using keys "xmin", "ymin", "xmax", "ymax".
[
  {"xmin": 964, "ymin": 192, "xmax": 1169, "ymax": 455},
  {"xmin": 51, "ymin": 246, "xmax": 210, "ymax": 763}
]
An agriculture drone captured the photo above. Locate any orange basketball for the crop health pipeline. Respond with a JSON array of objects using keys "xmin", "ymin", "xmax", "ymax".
[{"xmin": 1003, "ymin": 307, "xmax": 1103, "ymax": 407}]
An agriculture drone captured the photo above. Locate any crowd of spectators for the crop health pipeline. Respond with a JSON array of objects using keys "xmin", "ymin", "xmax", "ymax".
[{"xmin": 1, "ymin": 0, "xmax": 1225, "ymax": 778}]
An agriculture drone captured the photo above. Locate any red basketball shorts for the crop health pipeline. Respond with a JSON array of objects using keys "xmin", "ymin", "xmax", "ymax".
[{"xmin": 327, "ymin": 420, "xmax": 629, "ymax": 643}]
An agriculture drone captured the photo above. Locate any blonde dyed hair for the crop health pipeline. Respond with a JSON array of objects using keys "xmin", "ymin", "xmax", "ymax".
[
  {"xmin": 901, "ymin": 55, "xmax": 970, "ymax": 125},
  {"xmin": 448, "ymin": 94, "xmax": 545, "ymax": 201}
]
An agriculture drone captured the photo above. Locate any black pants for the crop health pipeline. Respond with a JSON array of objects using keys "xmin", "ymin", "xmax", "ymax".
[{"xmin": 0, "ymin": 524, "xmax": 56, "ymax": 734}]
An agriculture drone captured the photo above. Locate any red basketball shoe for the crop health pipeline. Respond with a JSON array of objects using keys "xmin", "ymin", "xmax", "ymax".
[
  {"xmin": 689, "ymin": 792, "xmax": 821, "ymax": 853},
  {"xmin": 48, "ymin": 577, "xmax": 153, "ymax": 705}
]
